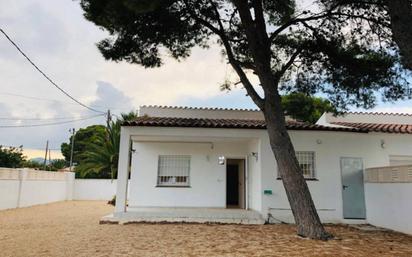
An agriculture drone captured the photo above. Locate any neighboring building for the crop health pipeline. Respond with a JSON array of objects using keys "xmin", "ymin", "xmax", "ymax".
[{"xmin": 107, "ymin": 106, "xmax": 412, "ymax": 225}]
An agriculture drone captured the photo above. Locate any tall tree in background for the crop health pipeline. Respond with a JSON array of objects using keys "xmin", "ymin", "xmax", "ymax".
[
  {"xmin": 79, "ymin": 0, "xmax": 410, "ymax": 239},
  {"xmin": 75, "ymin": 112, "xmax": 138, "ymax": 179},
  {"xmin": 0, "ymin": 145, "xmax": 26, "ymax": 168},
  {"xmin": 61, "ymin": 125, "xmax": 106, "ymax": 165},
  {"xmin": 281, "ymin": 93, "xmax": 335, "ymax": 123}
]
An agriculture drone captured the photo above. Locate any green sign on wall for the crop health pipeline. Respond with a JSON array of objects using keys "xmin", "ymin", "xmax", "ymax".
[{"xmin": 263, "ymin": 189, "xmax": 272, "ymax": 195}]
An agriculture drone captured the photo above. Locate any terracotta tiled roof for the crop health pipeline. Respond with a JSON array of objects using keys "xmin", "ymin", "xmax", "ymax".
[
  {"xmin": 344, "ymin": 111, "xmax": 412, "ymax": 117},
  {"xmin": 142, "ymin": 106, "xmax": 412, "ymax": 116},
  {"xmin": 124, "ymin": 116, "xmax": 366, "ymax": 133},
  {"xmin": 141, "ymin": 105, "xmax": 260, "ymax": 112},
  {"xmin": 332, "ymin": 122, "xmax": 412, "ymax": 134}
]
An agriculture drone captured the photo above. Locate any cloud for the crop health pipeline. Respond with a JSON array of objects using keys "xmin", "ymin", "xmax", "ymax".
[
  {"xmin": 90, "ymin": 81, "xmax": 134, "ymax": 113},
  {"xmin": 0, "ymin": 1, "xmax": 68, "ymax": 59},
  {"xmin": 0, "ymin": 103, "xmax": 12, "ymax": 117},
  {"xmin": 0, "ymin": 81, "xmax": 134, "ymax": 158},
  {"xmin": 1, "ymin": 0, "xmax": 408, "ymax": 159},
  {"xmin": 179, "ymin": 87, "xmax": 257, "ymax": 110}
]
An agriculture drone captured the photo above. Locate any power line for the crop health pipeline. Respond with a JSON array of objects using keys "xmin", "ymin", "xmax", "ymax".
[
  {"xmin": 0, "ymin": 144, "xmax": 61, "ymax": 151},
  {"xmin": 0, "ymin": 92, "xmax": 132, "ymax": 111},
  {"xmin": 0, "ymin": 114, "xmax": 104, "ymax": 128},
  {"xmin": 0, "ymin": 92, "xmax": 77, "ymax": 105},
  {"xmin": 0, "ymin": 145, "xmax": 61, "ymax": 151},
  {"xmin": 0, "ymin": 28, "xmax": 105, "ymax": 114},
  {"xmin": 0, "ymin": 114, "xmax": 104, "ymax": 121}
]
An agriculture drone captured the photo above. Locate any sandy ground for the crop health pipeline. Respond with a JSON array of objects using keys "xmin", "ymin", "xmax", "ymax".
[{"xmin": 0, "ymin": 201, "xmax": 412, "ymax": 257}]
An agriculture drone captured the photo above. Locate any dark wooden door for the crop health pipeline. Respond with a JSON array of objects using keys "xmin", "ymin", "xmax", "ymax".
[{"xmin": 226, "ymin": 164, "xmax": 239, "ymax": 206}]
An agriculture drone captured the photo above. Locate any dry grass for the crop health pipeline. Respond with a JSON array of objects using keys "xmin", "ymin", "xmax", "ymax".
[{"xmin": 0, "ymin": 201, "xmax": 411, "ymax": 257}]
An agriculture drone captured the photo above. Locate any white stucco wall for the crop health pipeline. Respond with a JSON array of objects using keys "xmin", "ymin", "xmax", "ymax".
[
  {"xmin": 0, "ymin": 169, "xmax": 75, "ymax": 210},
  {"xmin": 0, "ymin": 173, "xmax": 130, "ymax": 210},
  {"xmin": 247, "ymin": 139, "xmax": 261, "ymax": 211},
  {"xmin": 123, "ymin": 125, "xmax": 412, "ymax": 224},
  {"xmin": 264, "ymin": 131, "xmax": 412, "ymax": 223},
  {"xmin": 0, "ymin": 180, "xmax": 20, "ymax": 210},
  {"xmin": 365, "ymin": 183, "xmax": 412, "ymax": 235},
  {"xmin": 129, "ymin": 141, "xmax": 256, "ymax": 208},
  {"xmin": 74, "ymin": 179, "xmax": 130, "ymax": 200},
  {"xmin": 263, "ymin": 131, "xmax": 365, "ymax": 223},
  {"xmin": 18, "ymin": 180, "xmax": 68, "ymax": 207}
]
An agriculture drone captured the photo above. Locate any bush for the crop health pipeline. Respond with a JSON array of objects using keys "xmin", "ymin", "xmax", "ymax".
[{"xmin": 108, "ymin": 195, "xmax": 116, "ymax": 206}]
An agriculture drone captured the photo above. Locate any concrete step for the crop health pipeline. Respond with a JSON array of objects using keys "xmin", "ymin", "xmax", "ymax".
[{"xmin": 101, "ymin": 207, "xmax": 265, "ymax": 225}]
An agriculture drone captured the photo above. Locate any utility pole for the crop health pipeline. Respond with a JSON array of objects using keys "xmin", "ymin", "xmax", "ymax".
[
  {"xmin": 106, "ymin": 109, "xmax": 112, "ymax": 127},
  {"xmin": 48, "ymin": 148, "xmax": 52, "ymax": 171},
  {"xmin": 43, "ymin": 140, "xmax": 48, "ymax": 170},
  {"xmin": 69, "ymin": 128, "xmax": 75, "ymax": 172}
]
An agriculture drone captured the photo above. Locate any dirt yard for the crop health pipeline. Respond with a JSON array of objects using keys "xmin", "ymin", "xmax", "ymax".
[{"xmin": 0, "ymin": 201, "xmax": 411, "ymax": 257}]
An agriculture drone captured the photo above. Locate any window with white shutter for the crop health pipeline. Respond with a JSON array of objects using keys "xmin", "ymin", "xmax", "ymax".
[{"xmin": 157, "ymin": 155, "xmax": 190, "ymax": 187}]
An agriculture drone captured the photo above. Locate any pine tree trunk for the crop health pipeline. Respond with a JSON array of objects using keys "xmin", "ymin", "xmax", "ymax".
[
  {"xmin": 231, "ymin": 0, "xmax": 332, "ymax": 240},
  {"xmin": 263, "ymin": 91, "xmax": 332, "ymax": 240}
]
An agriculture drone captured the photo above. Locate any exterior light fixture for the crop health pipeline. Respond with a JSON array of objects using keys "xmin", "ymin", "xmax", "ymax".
[
  {"xmin": 218, "ymin": 156, "xmax": 225, "ymax": 165},
  {"xmin": 251, "ymin": 152, "xmax": 258, "ymax": 161}
]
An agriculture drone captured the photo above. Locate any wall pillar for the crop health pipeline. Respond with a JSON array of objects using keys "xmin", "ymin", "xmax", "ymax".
[
  {"xmin": 16, "ymin": 168, "xmax": 28, "ymax": 208},
  {"xmin": 65, "ymin": 172, "xmax": 75, "ymax": 201},
  {"xmin": 115, "ymin": 127, "xmax": 131, "ymax": 214}
]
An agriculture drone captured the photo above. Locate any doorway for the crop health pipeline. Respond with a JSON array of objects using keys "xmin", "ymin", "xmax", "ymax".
[
  {"xmin": 226, "ymin": 159, "xmax": 245, "ymax": 209},
  {"xmin": 340, "ymin": 157, "xmax": 366, "ymax": 219}
]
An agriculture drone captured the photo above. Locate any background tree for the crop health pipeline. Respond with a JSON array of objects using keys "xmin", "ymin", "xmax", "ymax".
[
  {"xmin": 75, "ymin": 112, "xmax": 138, "ymax": 179},
  {"xmin": 22, "ymin": 158, "xmax": 67, "ymax": 171},
  {"xmin": 61, "ymin": 125, "xmax": 106, "ymax": 165},
  {"xmin": 0, "ymin": 145, "xmax": 26, "ymax": 168},
  {"xmin": 281, "ymin": 93, "xmax": 335, "ymax": 123},
  {"xmin": 49, "ymin": 159, "xmax": 67, "ymax": 171},
  {"xmin": 79, "ymin": 0, "xmax": 410, "ymax": 239},
  {"xmin": 22, "ymin": 159, "xmax": 43, "ymax": 169},
  {"xmin": 75, "ymin": 121, "xmax": 120, "ymax": 179}
]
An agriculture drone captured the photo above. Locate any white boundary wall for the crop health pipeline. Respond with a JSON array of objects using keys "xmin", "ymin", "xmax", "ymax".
[
  {"xmin": 0, "ymin": 167, "xmax": 128, "ymax": 210},
  {"xmin": 73, "ymin": 179, "xmax": 129, "ymax": 200},
  {"xmin": 365, "ymin": 183, "xmax": 412, "ymax": 235},
  {"xmin": 0, "ymin": 168, "xmax": 74, "ymax": 210}
]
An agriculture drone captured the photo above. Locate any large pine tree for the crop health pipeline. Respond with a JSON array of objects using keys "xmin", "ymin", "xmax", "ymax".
[{"xmin": 79, "ymin": 0, "xmax": 410, "ymax": 239}]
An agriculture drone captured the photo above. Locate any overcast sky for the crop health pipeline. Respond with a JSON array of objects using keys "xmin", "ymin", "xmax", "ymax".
[{"xmin": 1, "ymin": 0, "xmax": 412, "ymax": 159}]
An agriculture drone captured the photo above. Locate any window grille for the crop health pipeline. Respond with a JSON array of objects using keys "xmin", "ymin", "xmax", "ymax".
[
  {"xmin": 408, "ymin": 167, "xmax": 412, "ymax": 181},
  {"xmin": 157, "ymin": 155, "xmax": 190, "ymax": 186},
  {"xmin": 296, "ymin": 151, "xmax": 316, "ymax": 179},
  {"xmin": 277, "ymin": 151, "xmax": 316, "ymax": 179},
  {"xmin": 391, "ymin": 168, "xmax": 400, "ymax": 181}
]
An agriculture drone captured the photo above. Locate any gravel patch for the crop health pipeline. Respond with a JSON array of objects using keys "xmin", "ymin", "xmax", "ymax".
[{"xmin": 0, "ymin": 201, "xmax": 411, "ymax": 257}]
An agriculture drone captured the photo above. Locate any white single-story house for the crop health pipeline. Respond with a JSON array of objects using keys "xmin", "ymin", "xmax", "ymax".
[{"xmin": 106, "ymin": 106, "xmax": 412, "ymax": 225}]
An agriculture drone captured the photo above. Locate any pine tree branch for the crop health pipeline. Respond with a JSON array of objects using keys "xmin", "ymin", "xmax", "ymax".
[
  {"xmin": 183, "ymin": 0, "xmax": 264, "ymax": 108},
  {"xmin": 276, "ymin": 47, "xmax": 303, "ymax": 79}
]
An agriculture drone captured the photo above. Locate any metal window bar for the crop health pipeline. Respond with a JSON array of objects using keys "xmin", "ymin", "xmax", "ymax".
[
  {"xmin": 157, "ymin": 155, "xmax": 190, "ymax": 186},
  {"xmin": 296, "ymin": 151, "xmax": 316, "ymax": 179},
  {"xmin": 277, "ymin": 151, "xmax": 316, "ymax": 179}
]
